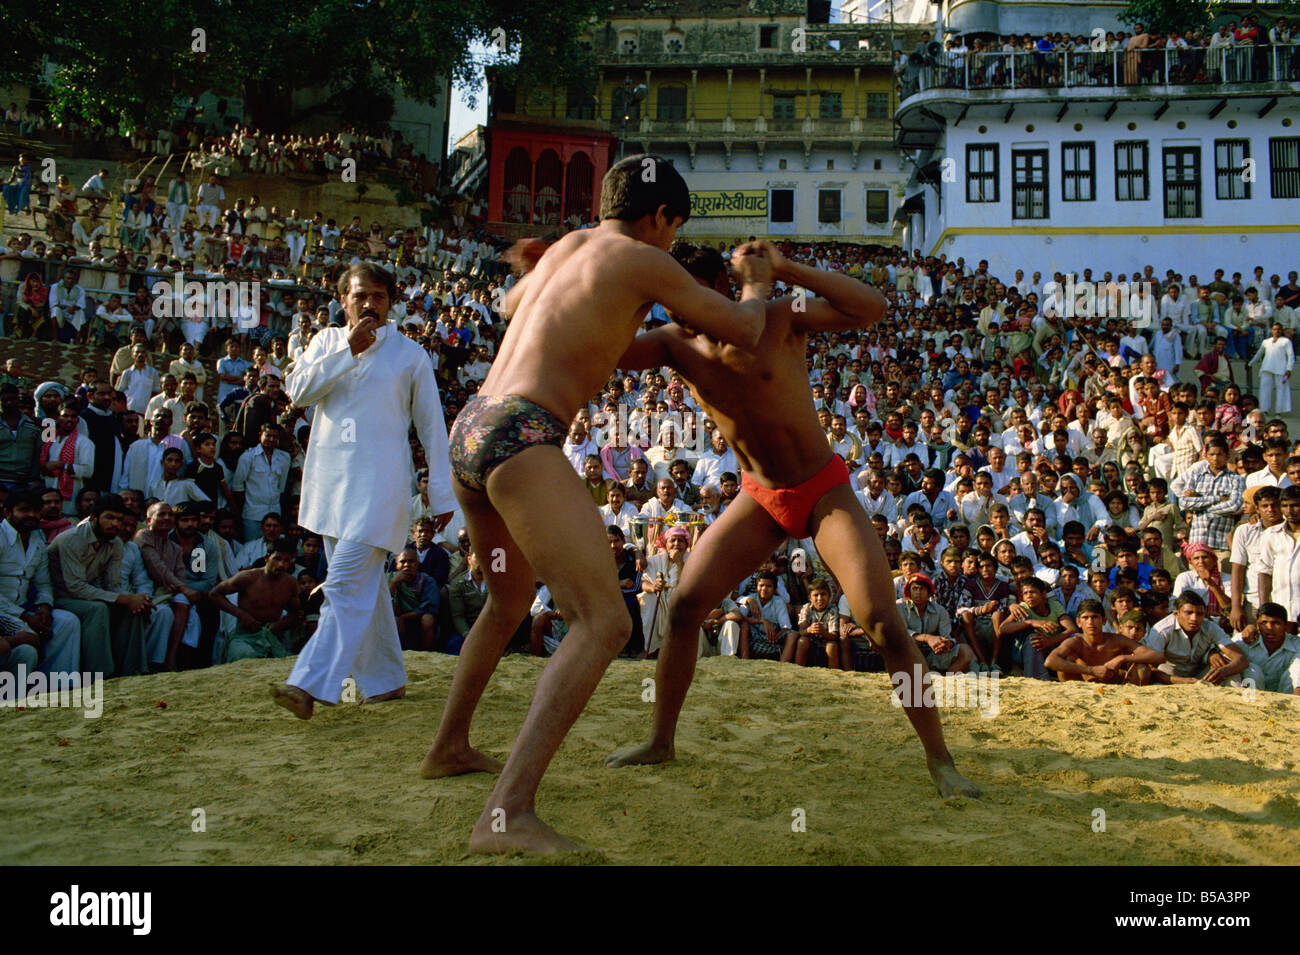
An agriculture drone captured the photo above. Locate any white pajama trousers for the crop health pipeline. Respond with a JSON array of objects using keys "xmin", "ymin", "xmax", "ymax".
[
  {"xmin": 286, "ymin": 234, "xmax": 306, "ymax": 265},
  {"xmin": 1258, "ymin": 371, "xmax": 1292, "ymax": 414},
  {"xmin": 196, "ymin": 204, "xmax": 221, "ymax": 229},
  {"xmin": 287, "ymin": 536, "xmax": 404, "ymax": 704}
]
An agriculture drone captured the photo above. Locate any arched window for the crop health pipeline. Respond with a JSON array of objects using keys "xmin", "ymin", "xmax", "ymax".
[
  {"xmin": 503, "ymin": 147, "xmax": 532, "ymax": 224},
  {"xmin": 534, "ymin": 149, "xmax": 563, "ymax": 227},
  {"xmin": 564, "ymin": 152, "xmax": 594, "ymax": 228}
]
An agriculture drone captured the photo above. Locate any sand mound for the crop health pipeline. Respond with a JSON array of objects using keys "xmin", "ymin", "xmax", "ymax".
[{"xmin": 4, "ymin": 654, "xmax": 1299, "ymax": 865}]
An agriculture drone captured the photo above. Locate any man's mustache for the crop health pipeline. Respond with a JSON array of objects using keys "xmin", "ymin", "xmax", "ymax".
[{"xmin": 361, "ymin": 309, "xmax": 381, "ymax": 320}]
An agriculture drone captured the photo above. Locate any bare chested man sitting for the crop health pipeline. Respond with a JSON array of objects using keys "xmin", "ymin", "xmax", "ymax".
[
  {"xmin": 1045, "ymin": 599, "xmax": 1150, "ymax": 684},
  {"xmin": 604, "ymin": 241, "xmax": 979, "ymax": 800},
  {"xmin": 208, "ymin": 539, "xmax": 302, "ymax": 661}
]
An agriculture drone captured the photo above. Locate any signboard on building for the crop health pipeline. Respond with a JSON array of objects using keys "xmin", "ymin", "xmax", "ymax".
[{"xmin": 689, "ymin": 190, "xmax": 769, "ymax": 217}]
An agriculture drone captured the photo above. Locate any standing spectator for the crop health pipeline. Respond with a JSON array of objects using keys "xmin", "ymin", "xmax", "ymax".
[
  {"xmin": 2, "ymin": 153, "xmax": 32, "ymax": 215},
  {"xmin": 115, "ymin": 345, "xmax": 161, "ymax": 415},
  {"xmin": 215, "ymin": 338, "xmax": 251, "ymax": 407},
  {"xmin": 77, "ymin": 381, "xmax": 123, "ymax": 492},
  {"xmin": 230, "ymin": 423, "xmax": 290, "ymax": 543},
  {"xmin": 1247, "ymin": 323, "xmax": 1294, "ymax": 415},
  {"xmin": 1259, "ymin": 485, "xmax": 1300, "ymax": 621},
  {"xmin": 165, "ymin": 172, "xmax": 190, "ymax": 230},
  {"xmin": 38, "ymin": 404, "xmax": 95, "ymax": 516},
  {"xmin": 0, "ymin": 384, "xmax": 40, "ymax": 492},
  {"xmin": 1171, "ymin": 438, "xmax": 1244, "ymax": 568}
]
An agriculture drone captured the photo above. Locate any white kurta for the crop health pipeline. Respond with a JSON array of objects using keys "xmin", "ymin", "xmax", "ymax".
[
  {"xmin": 287, "ymin": 324, "xmax": 455, "ymax": 553},
  {"xmin": 1249, "ymin": 336, "xmax": 1295, "ymax": 415}
]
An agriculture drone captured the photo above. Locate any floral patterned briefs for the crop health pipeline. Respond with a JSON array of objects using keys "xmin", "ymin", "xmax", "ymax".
[{"xmin": 449, "ymin": 394, "xmax": 569, "ymax": 492}]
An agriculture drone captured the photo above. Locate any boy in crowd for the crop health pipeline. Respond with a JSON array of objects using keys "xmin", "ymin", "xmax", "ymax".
[{"xmin": 1045, "ymin": 598, "xmax": 1150, "ymax": 683}]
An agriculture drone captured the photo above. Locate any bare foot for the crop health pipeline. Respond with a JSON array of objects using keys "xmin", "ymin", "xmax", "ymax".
[
  {"xmin": 469, "ymin": 810, "xmax": 593, "ymax": 855},
  {"xmin": 419, "ymin": 744, "xmax": 504, "ymax": 778},
  {"xmin": 360, "ymin": 685, "xmax": 406, "ymax": 705},
  {"xmin": 270, "ymin": 683, "xmax": 314, "ymax": 720},
  {"xmin": 928, "ymin": 755, "xmax": 981, "ymax": 799},
  {"xmin": 604, "ymin": 739, "xmax": 674, "ymax": 768}
]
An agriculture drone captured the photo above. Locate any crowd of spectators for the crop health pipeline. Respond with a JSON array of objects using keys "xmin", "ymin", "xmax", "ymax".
[
  {"xmin": 3, "ymin": 230, "xmax": 1300, "ymax": 697},
  {"xmin": 899, "ymin": 14, "xmax": 1300, "ymax": 95},
  {"xmin": 1, "ymin": 150, "xmax": 506, "ymax": 357}
]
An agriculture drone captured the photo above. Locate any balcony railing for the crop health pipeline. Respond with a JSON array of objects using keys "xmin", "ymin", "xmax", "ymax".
[
  {"xmin": 623, "ymin": 115, "xmax": 894, "ymax": 140},
  {"xmin": 901, "ymin": 44, "xmax": 1300, "ymax": 99}
]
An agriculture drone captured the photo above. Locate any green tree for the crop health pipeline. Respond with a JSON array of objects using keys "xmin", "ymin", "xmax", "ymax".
[
  {"xmin": 0, "ymin": 0, "xmax": 606, "ymax": 131},
  {"xmin": 1117, "ymin": 0, "xmax": 1219, "ymax": 35}
]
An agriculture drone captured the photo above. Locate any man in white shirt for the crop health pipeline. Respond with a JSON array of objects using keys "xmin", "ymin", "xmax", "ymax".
[
  {"xmin": 274, "ymin": 263, "xmax": 454, "ymax": 718},
  {"xmin": 115, "ymin": 345, "xmax": 161, "ymax": 415},
  {"xmin": 1118, "ymin": 322, "xmax": 1148, "ymax": 362},
  {"xmin": 230, "ymin": 424, "xmax": 291, "ymax": 543},
  {"xmin": 1245, "ymin": 439, "xmax": 1293, "ymax": 489},
  {"xmin": 39, "ymin": 406, "xmax": 96, "ymax": 516},
  {"xmin": 1259, "ymin": 486, "xmax": 1300, "ymax": 621},
  {"xmin": 119, "ymin": 415, "xmax": 176, "ymax": 494},
  {"xmin": 80, "ymin": 169, "xmax": 109, "ymax": 198},
  {"xmin": 1012, "ymin": 269, "xmax": 1031, "ymax": 298},
  {"xmin": 195, "ymin": 176, "xmax": 225, "ymax": 229},
  {"xmin": 48, "ymin": 271, "xmax": 88, "ymax": 340},
  {"xmin": 144, "ymin": 375, "xmax": 187, "ymax": 436},
  {"xmin": 691, "ymin": 430, "xmax": 737, "ymax": 489},
  {"xmin": 562, "ymin": 419, "xmax": 598, "ymax": 475},
  {"xmin": 1248, "ymin": 322, "xmax": 1295, "ymax": 415},
  {"xmin": 981, "ymin": 446, "xmax": 1018, "ymax": 495},
  {"xmin": 857, "ymin": 469, "xmax": 898, "ymax": 523}
]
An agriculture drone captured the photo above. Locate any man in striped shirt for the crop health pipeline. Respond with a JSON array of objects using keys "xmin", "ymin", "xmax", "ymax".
[{"xmin": 1171, "ymin": 437, "xmax": 1244, "ymax": 568}]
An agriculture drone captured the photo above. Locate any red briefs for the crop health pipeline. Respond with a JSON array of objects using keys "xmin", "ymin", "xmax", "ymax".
[{"xmin": 740, "ymin": 454, "xmax": 851, "ymax": 539}]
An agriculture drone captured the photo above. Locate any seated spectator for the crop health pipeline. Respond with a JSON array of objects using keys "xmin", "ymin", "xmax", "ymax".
[
  {"xmin": 994, "ymin": 575, "xmax": 1077, "ymax": 678},
  {"xmin": 795, "ymin": 578, "xmax": 851, "ymax": 670},
  {"xmin": 0, "ymin": 490, "xmax": 82, "ymax": 686},
  {"xmin": 700, "ymin": 591, "xmax": 746, "ymax": 658},
  {"xmin": 1141, "ymin": 592, "xmax": 1248, "ymax": 685},
  {"xmin": 388, "ymin": 547, "xmax": 439, "ymax": 651},
  {"xmin": 207, "ymin": 540, "xmax": 302, "ymax": 662},
  {"xmin": 897, "ymin": 572, "xmax": 972, "ymax": 674},
  {"xmin": 739, "ymin": 570, "xmax": 797, "ymax": 662},
  {"xmin": 47, "ymin": 494, "xmax": 154, "ymax": 677},
  {"xmin": 447, "ymin": 547, "xmax": 488, "ymax": 654},
  {"xmin": 1233, "ymin": 602, "xmax": 1300, "ymax": 694},
  {"xmin": 1045, "ymin": 598, "xmax": 1151, "ymax": 684}
]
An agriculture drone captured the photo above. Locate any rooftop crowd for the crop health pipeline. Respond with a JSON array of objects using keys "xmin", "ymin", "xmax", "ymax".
[
  {"xmin": 899, "ymin": 13, "xmax": 1300, "ymax": 94},
  {"xmin": 2, "ymin": 199, "xmax": 1300, "ymax": 696}
]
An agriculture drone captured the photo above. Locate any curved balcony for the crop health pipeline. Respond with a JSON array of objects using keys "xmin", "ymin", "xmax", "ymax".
[{"xmin": 896, "ymin": 46, "xmax": 1300, "ymax": 148}]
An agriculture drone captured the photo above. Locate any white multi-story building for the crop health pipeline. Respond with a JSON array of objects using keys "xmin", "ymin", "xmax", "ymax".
[{"xmin": 895, "ymin": 0, "xmax": 1300, "ymax": 279}]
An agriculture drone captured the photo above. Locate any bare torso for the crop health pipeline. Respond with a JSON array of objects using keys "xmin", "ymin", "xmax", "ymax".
[
  {"xmin": 1068, "ymin": 633, "xmax": 1139, "ymax": 666},
  {"xmin": 662, "ymin": 300, "xmax": 831, "ymax": 488},
  {"xmin": 237, "ymin": 570, "xmax": 297, "ymax": 625},
  {"xmin": 482, "ymin": 229, "xmax": 656, "ymax": 421}
]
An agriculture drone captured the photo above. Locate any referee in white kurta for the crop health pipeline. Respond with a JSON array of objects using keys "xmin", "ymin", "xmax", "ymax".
[{"xmin": 273, "ymin": 263, "xmax": 455, "ymax": 718}]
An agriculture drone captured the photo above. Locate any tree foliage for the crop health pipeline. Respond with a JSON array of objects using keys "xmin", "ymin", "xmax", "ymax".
[
  {"xmin": 0, "ymin": 0, "xmax": 609, "ymax": 131},
  {"xmin": 1117, "ymin": 0, "xmax": 1219, "ymax": 35}
]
